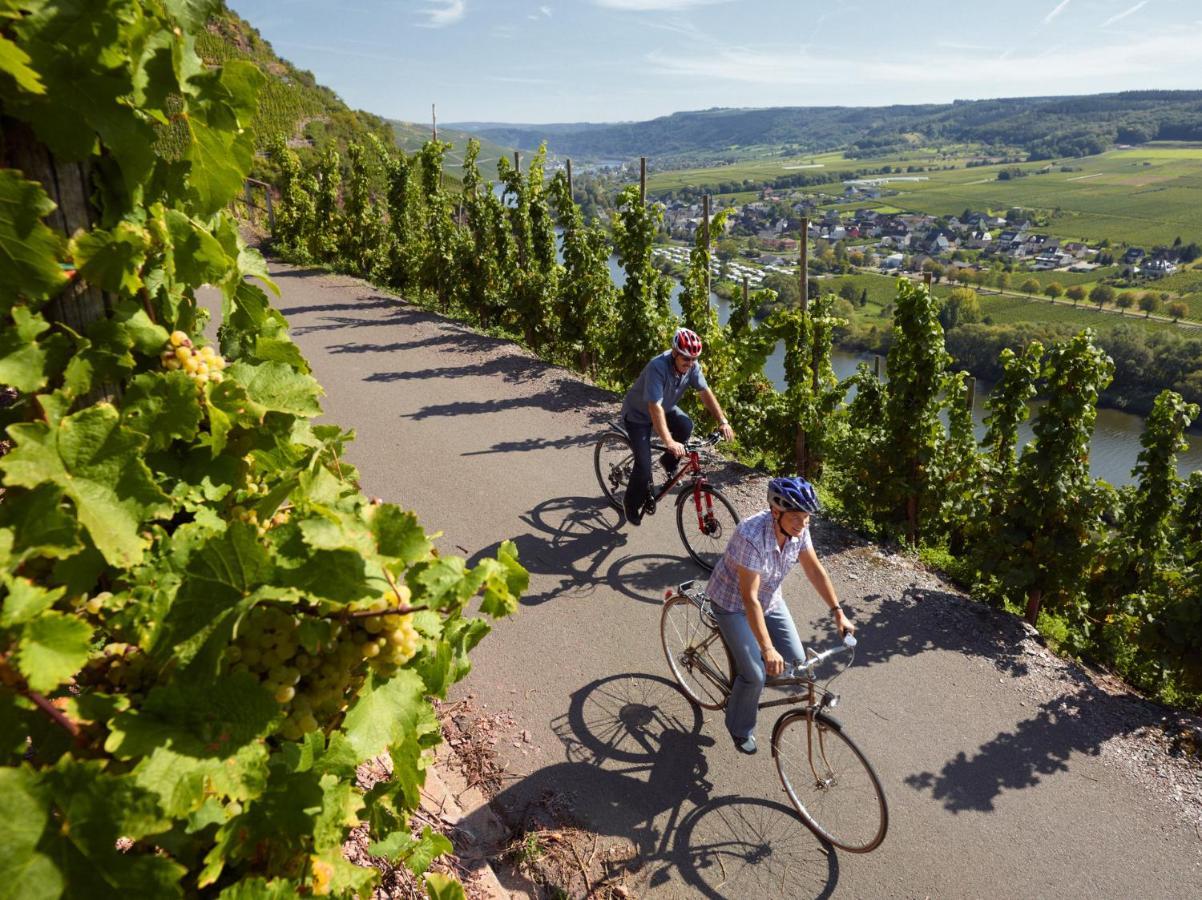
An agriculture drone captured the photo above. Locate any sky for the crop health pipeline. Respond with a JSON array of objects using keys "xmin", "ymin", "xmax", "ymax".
[{"xmin": 227, "ymin": 0, "xmax": 1202, "ymax": 125}]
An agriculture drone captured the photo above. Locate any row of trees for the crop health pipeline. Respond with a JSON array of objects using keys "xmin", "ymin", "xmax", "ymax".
[{"xmin": 271, "ymin": 136, "xmax": 1202, "ymax": 709}]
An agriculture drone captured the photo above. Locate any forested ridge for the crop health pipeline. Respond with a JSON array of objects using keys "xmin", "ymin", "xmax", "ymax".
[{"xmin": 458, "ymin": 91, "xmax": 1202, "ymax": 162}]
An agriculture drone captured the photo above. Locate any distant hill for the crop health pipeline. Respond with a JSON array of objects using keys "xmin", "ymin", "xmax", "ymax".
[
  {"xmin": 388, "ymin": 120, "xmax": 513, "ymax": 179},
  {"xmin": 451, "ymin": 92, "xmax": 1202, "ymax": 164}
]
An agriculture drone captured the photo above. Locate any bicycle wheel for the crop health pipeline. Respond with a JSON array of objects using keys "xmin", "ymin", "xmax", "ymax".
[
  {"xmin": 594, "ymin": 431, "xmax": 633, "ymax": 512},
  {"xmin": 772, "ymin": 711, "xmax": 889, "ymax": 853},
  {"xmin": 676, "ymin": 485, "xmax": 740, "ymax": 572},
  {"xmin": 660, "ymin": 594, "xmax": 733, "ymax": 710}
]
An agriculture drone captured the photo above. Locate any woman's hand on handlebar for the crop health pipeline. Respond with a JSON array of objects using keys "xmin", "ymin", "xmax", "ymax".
[
  {"xmin": 834, "ymin": 608, "xmax": 855, "ymax": 637},
  {"xmin": 762, "ymin": 646, "xmax": 785, "ymax": 677}
]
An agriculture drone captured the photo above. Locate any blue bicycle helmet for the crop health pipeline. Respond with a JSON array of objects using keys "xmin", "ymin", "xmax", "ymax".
[{"xmin": 767, "ymin": 476, "xmax": 820, "ymax": 514}]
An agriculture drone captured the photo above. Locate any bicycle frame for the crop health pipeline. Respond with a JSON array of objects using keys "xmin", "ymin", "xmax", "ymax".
[{"xmin": 652, "ymin": 444, "xmax": 721, "ymax": 533}]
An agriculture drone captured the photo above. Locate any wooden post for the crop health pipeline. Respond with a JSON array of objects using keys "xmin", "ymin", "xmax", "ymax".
[
  {"xmin": 432, "ymin": 103, "xmax": 437, "ymax": 141},
  {"xmin": 702, "ymin": 193, "xmax": 711, "ymax": 301},
  {"xmin": 566, "ymin": 158, "xmax": 573, "ymax": 199},
  {"xmin": 874, "ymin": 355, "xmax": 882, "ymax": 380},
  {"xmin": 799, "ymin": 216, "xmax": 809, "ymax": 312},
  {"xmin": 244, "ymin": 182, "xmax": 255, "ymax": 224},
  {"xmin": 2, "ymin": 118, "xmax": 116, "ymax": 399},
  {"xmin": 965, "ymin": 376, "xmax": 976, "ymax": 411},
  {"xmin": 514, "ymin": 150, "xmax": 520, "ymax": 170},
  {"xmin": 742, "ymin": 275, "xmax": 749, "ymax": 305},
  {"xmin": 264, "ymin": 187, "xmax": 275, "ymax": 230},
  {"xmin": 923, "ymin": 270, "xmax": 933, "ymax": 290},
  {"xmin": 639, "ymin": 156, "xmax": 646, "ymax": 204}
]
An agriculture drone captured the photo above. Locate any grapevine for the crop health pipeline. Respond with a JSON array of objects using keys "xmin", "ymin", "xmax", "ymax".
[{"xmin": 0, "ymin": 2, "xmax": 524, "ymax": 897}]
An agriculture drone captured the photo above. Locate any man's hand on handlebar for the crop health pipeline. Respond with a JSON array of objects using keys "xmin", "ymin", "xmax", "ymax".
[
  {"xmin": 666, "ymin": 440, "xmax": 686, "ymax": 458},
  {"xmin": 718, "ymin": 421, "xmax": 735, "ymax": 443}
]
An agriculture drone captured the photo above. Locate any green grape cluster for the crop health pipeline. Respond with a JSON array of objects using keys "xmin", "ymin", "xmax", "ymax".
[
  {"xmin": 228, "ymin": 601, "xmax": 421, "ymax": 742},
  {"xmin": 83, "ymin": 642, "xmax": 153, "ymax": 694},
  {"xmin": 160, "ymin": 330, "xmax": 226, "ymax": 385}
]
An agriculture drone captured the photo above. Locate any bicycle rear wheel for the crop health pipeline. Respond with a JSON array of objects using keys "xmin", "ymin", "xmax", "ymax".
[
  {"xmin": 594, "ymin": 431, "xmax": 633, "ymax": 512},
  {"xmin": 772, "ymin": 711, "xmax": 888, "ymax": 853},
  {"xmin": 660, "ymin": 594, "xmax": 732, "ymax": 710},
  {"xmin": 676, "ymin": 485, "xmax": 740, "ymax": 572}
]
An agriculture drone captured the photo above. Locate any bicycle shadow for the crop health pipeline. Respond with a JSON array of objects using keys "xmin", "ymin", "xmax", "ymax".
[
  {"xmin": 482, "ymin": 673, "xmax": 840, "ymax": 899},
  {"xmin": 605, "ymin": 551, "xmax": 706, "ymax": 606},
  {"xmin": 467, "ymin": 496, "xmax": 628, "ymax": 606}
]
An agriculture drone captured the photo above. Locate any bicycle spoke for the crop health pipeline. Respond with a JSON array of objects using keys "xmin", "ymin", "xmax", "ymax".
[
  {"xmin": 676, "ymin": 486, "xmax": 740, "ymax": 572},
  {"xmin": 661, "ymin": 595, "xmax": 731, "ymax": 709},
  {"xmin": 773, "ymin": 714, "xmax": 888, "ymax": 853}
]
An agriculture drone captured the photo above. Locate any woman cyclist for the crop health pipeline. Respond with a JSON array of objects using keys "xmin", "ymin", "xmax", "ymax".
[{"xmin": 704, "ymin": 476, "xmax": 854, "ymax": 754}]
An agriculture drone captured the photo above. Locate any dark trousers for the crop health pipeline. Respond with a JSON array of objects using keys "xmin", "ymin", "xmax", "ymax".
[{"xmin": 623, "ymin": 408, "xmax": 693, "ymax": 520}]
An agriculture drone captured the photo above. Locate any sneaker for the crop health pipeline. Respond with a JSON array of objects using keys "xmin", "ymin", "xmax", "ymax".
[
  {"xmin": 624, "ymin": 506, "xmax": 643, "ymax": 527},
  {"xmin": 731, "ymin": 732, "xmax": 757, "ymax": 755},
  {"xmin": 643, "ymin": 495, "xmax": 657, "ymax": 516},
  {"xmin": 659, "ymin": 452, "xmax": 680, "ymax": 478}
]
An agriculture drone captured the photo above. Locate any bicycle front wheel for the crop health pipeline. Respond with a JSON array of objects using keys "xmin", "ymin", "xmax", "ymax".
[
  {"xmin": 772, "ymin": 711, "xmax": 888, "ymax": 853},
  {"xmin": 676, "ymin": 486, "xmax": 740, "ymax": 572},
  {"xmin": 594, "ymin": 431, "xmax": 633, "ymax": 512},
  {"xmin": 660, "ymin": 594, "xmax": 732, "ymax": 710}
]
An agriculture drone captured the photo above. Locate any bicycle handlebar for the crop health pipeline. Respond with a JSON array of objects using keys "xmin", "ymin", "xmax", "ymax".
[
  {"xmin": 792, "ymin": 633, "xmax": 857, "ymax": 674},
  {"xmin": 684, "ymin": 431, "xmax": 724, "ymax": 453}
]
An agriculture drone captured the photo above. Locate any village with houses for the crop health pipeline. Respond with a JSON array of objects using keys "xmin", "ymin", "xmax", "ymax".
[{"xmin": 650, "ymin": 181, "xmax": 1195, "ymax": 292}]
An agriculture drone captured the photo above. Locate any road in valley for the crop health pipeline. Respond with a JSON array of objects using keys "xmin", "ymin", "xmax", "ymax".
[{"xmin": 204, "ymin": 261, "xmax": 1202, "ymax": 898}]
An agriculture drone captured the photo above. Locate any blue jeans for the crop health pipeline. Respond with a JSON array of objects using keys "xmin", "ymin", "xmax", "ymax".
[
  {"xmin": 714, "ymin": 602, "xmax": 806, "ymax": 740},
  {"xmin": 622, "ymin": 408, "xmax": 693, "ymax": 521}
]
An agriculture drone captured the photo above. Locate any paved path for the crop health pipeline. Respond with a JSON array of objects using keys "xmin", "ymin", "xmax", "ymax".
[{"xmin": 204, "ymin": 262, "xmax": 1201, "ymax": 898}]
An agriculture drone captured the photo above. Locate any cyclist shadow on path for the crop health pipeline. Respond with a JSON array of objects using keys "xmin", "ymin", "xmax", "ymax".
[
  {"xmin": 485, "ymin": 673, "xmax": 839, "ymax": 899},
  {"xmin": 822, "ymin": 585, "xmax": 1197, "ymax": 817},
  {"xmin": 468, "ymin": 496, "xmax": 702, "ymax": 607}
]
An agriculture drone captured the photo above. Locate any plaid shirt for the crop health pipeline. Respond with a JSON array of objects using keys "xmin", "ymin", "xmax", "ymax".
[{"xmin": 705, "ymin": 510, "xmax": 813, "ymax": 614}]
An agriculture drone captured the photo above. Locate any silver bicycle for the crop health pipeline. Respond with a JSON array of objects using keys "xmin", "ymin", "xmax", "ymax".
[{"xmin": 660, "ymin": 580, "xmax": 889, "ymax": 853}]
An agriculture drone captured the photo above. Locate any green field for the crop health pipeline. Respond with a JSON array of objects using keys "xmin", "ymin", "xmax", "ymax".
[{"xmin": 648, "ymin": 143, "xmax": 1202, "ymax": 250}]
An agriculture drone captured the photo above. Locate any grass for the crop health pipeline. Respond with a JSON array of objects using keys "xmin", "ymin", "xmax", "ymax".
[
  {"xmin": 976, "ymin": 294, "xmax": 1179, "ymax": 332},
  {"xmin": 649, "ymin": 142, "xmax": 1202, "ymax": 250}
]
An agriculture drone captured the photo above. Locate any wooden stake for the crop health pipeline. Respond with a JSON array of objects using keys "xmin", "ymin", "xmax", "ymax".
[
  {"xmin": 799, "ymin": 216, "xmax": 810, "ymax": 312},
  {"xmin": 566, "ymin": 158, "xmax": 573, "ymax": 198},
  {"xmin": 514, "ymin": 150, "xmax": 521, "ymax": 170},
  {"xmin": 432, "ymin": 103, "xmax": 437, "ymax": 141},
  {"xmin": 640, "ymin": 157, "xmax": 647, "ymax": 204},
  {"xmin": 742, "ymin": 275, "xmax": 749, "ymax": 306},
  {"xmin": 874, "ymin": 355, "xmax": 882, "ymax": 379},
  {"xmin": 923, "ymin": 270, "xmax": 933, "ymax": 290},
  {"xmin": 965, "ymin": 376, "xmax": 976, "ymax": 411},
  {"xmin": 703, "ymin": 193, "xmax": 711, "ymax": 301}
]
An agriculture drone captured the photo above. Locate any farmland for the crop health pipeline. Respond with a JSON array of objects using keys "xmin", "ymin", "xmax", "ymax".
[{"xmin": 647, "ymin": 143, "xmax": 1202, "ymax": 249}]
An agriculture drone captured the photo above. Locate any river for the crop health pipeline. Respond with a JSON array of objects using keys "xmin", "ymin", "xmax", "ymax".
[{"xmin": 601, "ymin": 255, "xmax": 1202, "ymax": 486}]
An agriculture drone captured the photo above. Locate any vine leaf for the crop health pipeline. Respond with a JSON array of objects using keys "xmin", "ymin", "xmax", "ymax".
[
  {"xmin": 0, "ymin": 405, "xmax": 171, "ymax": 567},
  {"xmin": 17, "ymin": 611, "xmax": 93, "ymax": 693},
  {"xmin": 0, "ymin": 573, "xmax": 66, "ymax": 627},
  {"xmin": 370, "ymin": 826, "xmax": 452, "ymax": 876},
  {"xmin": 70, "ymin": 222, "xmax": 152, "ymax": 296},
  {"xmin": 340, "ymin": 669, "xmax": 427, "ymax": 761},
  {"xmin": 226, "ymin": 360, "xmax": 323, "ymax": 418},
  {"xmin": 424, "ymin": 873, "xmax": 468, "ymax": 900},
  {"xmin": 0, "ymin": 767, "xmax": 62, "ymax": 899},
  {"xmin": 0, "ymin": 170, "xmax": 67, "ymax": 313},
  {"xmin": 0, "ymin": 306, "xmax": 50, "ymax": 392},
  {"xmin": 121, "ymin": 371, "xmax": 204, "ymax": 451},
  {"xmin": 0, "ymin": 31, "xmax": 44, "ymax": 94}
]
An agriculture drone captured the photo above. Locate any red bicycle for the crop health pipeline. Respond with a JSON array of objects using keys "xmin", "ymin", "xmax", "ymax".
[{"xmin": 594, "ymin": 425, "xmax": 740, "ymax": 571}]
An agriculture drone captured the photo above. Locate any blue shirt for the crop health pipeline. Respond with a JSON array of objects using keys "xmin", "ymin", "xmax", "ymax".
[
  {"xmin": 620, "ymin": 350, "xmax": 709, "ymax": 425},
  {"xmin": 705, "ymin": 510, "xmax": 813, "ymax": 614}
]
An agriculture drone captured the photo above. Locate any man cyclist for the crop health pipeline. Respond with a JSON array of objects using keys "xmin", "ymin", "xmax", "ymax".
[
  {"xmin": 620, "ymin": 328, "xmax": 735, "ymax": 526},
  {"xmin": 704, "ymin": 476, "xmax": 854, "ymax": 754}
]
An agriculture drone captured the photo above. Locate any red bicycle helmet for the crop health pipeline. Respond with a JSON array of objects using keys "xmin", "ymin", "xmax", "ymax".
[{"xmin": 672, "ymin": 327, "xmax": 703, "ymax": 359}]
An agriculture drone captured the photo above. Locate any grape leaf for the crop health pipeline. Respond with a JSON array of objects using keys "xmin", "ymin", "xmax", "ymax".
[
  {"xmin": 369, "ymin": 827, "xmax": 452, "ymax": 876},
  {"xmin": 340, "ymin": 670, "xmax": 427, "ymax": 761},
  {"xmin": 371, "ymin": 505, "xmax": 433, "ymax": 566},
  {"xmin": 0, "ymin": 767, "xmax": 62, "ymax": 900},
  {"xmin": 132, "ymin": 741, "xmax": 269, "ymax": 819},
  {"xmin": 0, "ymin": 305, "xmax": 50, "ymax": 392},
  {"xmin": 215, "ymin": 878, "xmax": 302, "ymax": 900},
  {"xmin": 424, "ymin": 873, "xmax": 467, "ymax": 900},
  {"xmin": 121, "ymin": 371, "xmax": 203, "ymax": 450},
  {"xmin": 0, "ymin": 32, "xmax": 44, "ymax": 94},
  {"xmin": 0, "ymin": 170, "xmax": 67, "ymax": 312},
  {"xmin": 70, "ymin": 222, "xmax": 152, "ymax": 296},
  {"xmin": 226, "ymin": 360, "xmax": 323, "ymax": 418},
  {"xmin": 0, "ymin": 574, "xmax": 66, "ymax": 626},
  {"xmin": 0, "ymin": 405, "xmax": 171, "ymax": 567},
  {"xmin": 164, "ymin": 209, "xmax": 230, "ymax": 288},
  {"xmin": 17, "ymin": 611, "xmax": 93, "ymax": 693},
  {"xmin": 0, "ymin": 483, "xmax": 80, "ymax": 561}
]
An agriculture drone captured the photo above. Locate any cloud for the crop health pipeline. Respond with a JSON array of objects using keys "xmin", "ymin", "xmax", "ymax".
[
  {"xmin": 1043, "ymin": 0, "xmax": 1071, "ymax": 24},
  {"xmin": 1100, "ymin": 0, "xmax": 1150, "ymax": 28},
  {"xmin": 418, "ymin": 0, "xmax": 466, "ymax": 28},
  {"xmin": 594, "ymin": 0, "xmax": 733, "ymax": 10},
  {"xmin": 528, "ymin": 4, "xmax": 552, "ymax": 19},
  {"xmin": 645, "ymin": 28, "xmax": 1202, "ymax": 92}
]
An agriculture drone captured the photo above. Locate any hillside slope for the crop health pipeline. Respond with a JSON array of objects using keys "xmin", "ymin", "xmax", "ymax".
[{"xmin": 452, "ymin": 91, "xmax": 1202, "ymax": 164}]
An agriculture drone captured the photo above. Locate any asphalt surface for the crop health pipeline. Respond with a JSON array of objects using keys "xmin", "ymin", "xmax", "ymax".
[{"xmin": 202, "ymin": 262, "xmax": 1202, "ymax": 898}]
